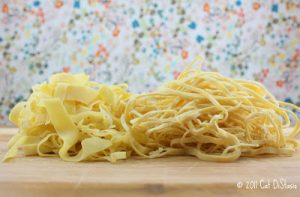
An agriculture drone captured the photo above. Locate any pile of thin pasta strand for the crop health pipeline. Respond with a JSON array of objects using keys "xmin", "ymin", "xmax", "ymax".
[
  {"xmin": 123, "ymin": 69, "xmax": 300, "ymax": 161},
  {"xmin": 3, "ymin": 63, "xmax": 300, "ymax": 162}
]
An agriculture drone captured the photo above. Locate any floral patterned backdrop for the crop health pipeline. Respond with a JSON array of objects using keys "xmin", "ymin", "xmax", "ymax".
[{"xmin": 0, "ymin": 0, "xmax": 299, "ymax": 125}]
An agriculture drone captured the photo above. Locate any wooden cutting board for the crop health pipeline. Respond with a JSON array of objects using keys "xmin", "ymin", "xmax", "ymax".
[{"xmin": 0, "ymin": 128, "xmax": 300, "ymax": 197}]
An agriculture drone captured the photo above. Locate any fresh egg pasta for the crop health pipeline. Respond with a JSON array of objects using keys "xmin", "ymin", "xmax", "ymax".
[
  {"xmin": 4, "ymin": 73, "xmax": 132, "ymax": 162},
  {"xmin": 3, "ymin": 63, "xmax": 300, "ymax": 162},
  {"xmin": 122, "ymin": 69, "xmax": 300, "ymax": 161}
]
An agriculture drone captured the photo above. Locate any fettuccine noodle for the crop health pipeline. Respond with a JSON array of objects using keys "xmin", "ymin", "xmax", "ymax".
[
  {"xmin": 3, "ymin": 59, "xmax": 300, "ymax": 162},
  {"xmin": 4, "ymin": 73, "xmax": 132, "ymax": 162}
]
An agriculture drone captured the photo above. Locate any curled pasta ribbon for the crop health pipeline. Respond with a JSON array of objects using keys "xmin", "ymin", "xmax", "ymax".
[
  {"xmin": 3, "ymin": 67, "xmax": 300, "ymax": 162},
  {"xmin": 3, "ymin": 73, "xmax": 130, "ymax": 162}
]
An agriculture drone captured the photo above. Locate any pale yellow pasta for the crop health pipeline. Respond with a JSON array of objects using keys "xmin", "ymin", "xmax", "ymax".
[
  {"xmin": 2, "ymin": 61, "xmax": 300, "ymax": 162},
  {"xmin": 3, "ymin": 73, "xmax": 132, "ymax": 162},
  {"xmin": 122, "ymin": 70, "xmax": 300, "ymax": 162}
]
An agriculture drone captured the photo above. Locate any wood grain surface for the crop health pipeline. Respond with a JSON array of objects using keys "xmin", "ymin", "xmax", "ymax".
[{"xmin": 0, "ymin": 128, "xmax": 299, "ymax": 197}]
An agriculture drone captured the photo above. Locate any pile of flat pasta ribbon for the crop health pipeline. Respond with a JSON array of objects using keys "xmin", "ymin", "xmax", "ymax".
[
  {"xmin": 4, "ymin": 74, "xmax": 132, "ymax": 162},
  {"xmin": 3, "ymin": 65, "xmax": 300, "ymax": 162}
]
